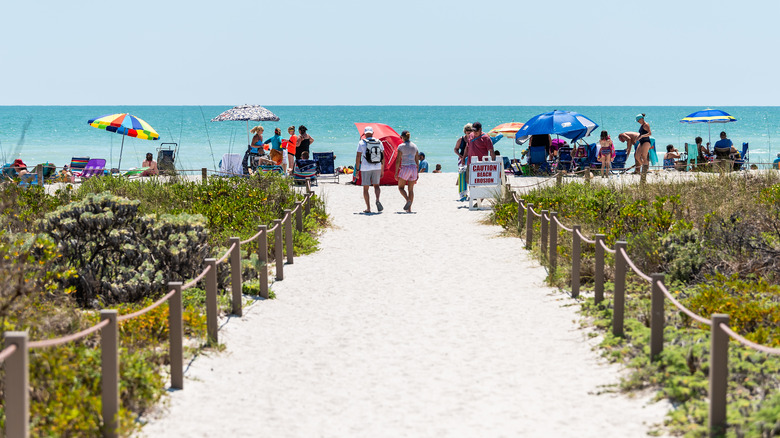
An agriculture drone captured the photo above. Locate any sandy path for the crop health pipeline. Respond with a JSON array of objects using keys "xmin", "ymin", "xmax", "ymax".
[{"xmin": 141, "ymin": 173, "xmax": 669, "ymax": 437}]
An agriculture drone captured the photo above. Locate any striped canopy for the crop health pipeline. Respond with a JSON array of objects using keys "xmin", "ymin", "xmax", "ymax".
[
  {"xmin": 680, "ymin": 109, "xmax": 737, "ymax": 124},
  {"xmin": 88, "ymin": 113, "xmax": 159, "ymax": 140}
]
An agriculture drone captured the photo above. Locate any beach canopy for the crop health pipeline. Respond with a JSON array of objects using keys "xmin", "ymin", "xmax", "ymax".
[
  {"xmin": 353, "ymin": 123, "xmax": 401, "ymax": 186},
  {"xmin": 87, "ymin": 113, "xmax": 159, "ymax": 171},
  {"xmin": 515, "ymin": 110, "xmax": 598, "ymax": 144},
  {"xmin": 680, "ymin": 108, "xmax": 737, "ymax": 145}
]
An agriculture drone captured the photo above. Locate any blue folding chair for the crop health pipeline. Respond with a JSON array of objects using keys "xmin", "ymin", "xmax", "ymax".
[
  {"xmin": 313, "ymin": 151, "xmax": 339, "ymax": 183},
  {"xmin": 527, "ymin": 145, "xmax": 552, "ymax": 175}
]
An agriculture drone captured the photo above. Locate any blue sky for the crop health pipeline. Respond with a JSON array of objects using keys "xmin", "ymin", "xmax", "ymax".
[{"xmin": 1, "ymin": 0, "xmax": 777, "ymax": 105}]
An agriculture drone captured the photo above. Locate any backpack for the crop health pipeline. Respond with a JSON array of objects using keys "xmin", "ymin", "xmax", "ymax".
[{"xmin": 364, "ymin": 138, "xmax": 384, "ymax": 164}]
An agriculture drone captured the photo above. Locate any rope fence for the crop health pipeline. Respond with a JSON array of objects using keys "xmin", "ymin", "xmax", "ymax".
[
  {"xmin": 2, "ymin": 182, "xmax": 316, "ymax": 438},
  {"xmin": 511, "ymin": 189, "xmax": 780, "ymax": 437}
]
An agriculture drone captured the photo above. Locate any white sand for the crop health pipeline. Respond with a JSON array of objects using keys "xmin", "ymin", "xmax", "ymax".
[{"xmin": 140, "ymin": 172, "xmax": 670, "ymax": 437}]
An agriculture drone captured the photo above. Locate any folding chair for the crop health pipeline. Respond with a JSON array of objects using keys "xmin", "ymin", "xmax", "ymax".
[{"xmin": 313, "ymin": 152, "xmax": 339, "ymax": 183}]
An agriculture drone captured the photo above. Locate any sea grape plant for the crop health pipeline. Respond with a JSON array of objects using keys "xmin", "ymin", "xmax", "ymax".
[{"xmin": 38, "ymin": 192, "xmax": 210, "ymax": 307}]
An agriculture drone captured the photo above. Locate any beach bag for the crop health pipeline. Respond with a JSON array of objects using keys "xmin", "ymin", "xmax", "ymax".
[{"xmin": 364, "ymin": 138, "xmax": 384, "ymax": 163}]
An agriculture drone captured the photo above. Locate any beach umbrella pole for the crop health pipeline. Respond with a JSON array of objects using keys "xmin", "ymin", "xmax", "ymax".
[{"xmin": 118, "ymin": 134, "xmax": 126, "ymax": 171}]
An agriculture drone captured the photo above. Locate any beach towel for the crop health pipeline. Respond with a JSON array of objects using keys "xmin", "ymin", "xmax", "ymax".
[
  {"xmin": 219, "ymin": 153, "xmax": 243, "ymax": 176},
  {"xmin": 458, "ymin": 165, "xmax": 468, "ymax": 200}
]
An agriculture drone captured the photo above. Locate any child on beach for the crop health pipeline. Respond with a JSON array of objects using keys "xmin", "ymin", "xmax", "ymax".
[
  {"xmin": 395, "ymin": 130, "xmax": 420, "ymax": 213},
  {"xmin": 597, "ymin": 131, "xmax": 615, "ymax": 177}
]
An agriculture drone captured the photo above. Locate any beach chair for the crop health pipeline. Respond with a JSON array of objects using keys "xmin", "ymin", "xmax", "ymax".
[
  {"xmin": 612, "ymin": 150, "xmax": 627, "ymax": 170},
  {"xmin": 70, "ymin": 157, "xmax": 90, "ymax": 174},
  {"xmin": 77, "ymin": 158, "xmax": 107, "ymax": 181},
  {"xmin": 527, "ymin": 145, "xmax": 551, "ymax": 175},
  {"xmin": 734, "ymin": 142, "xmax": 749, "ymax": 170},
  {"xmin": 157, "ymin": 143, "xmax": 176, "ymax": 174},
  {"xmin": 259, "ymin": 164, "xmax": 285, "ymax": 175},
  {"xmin": 683, "ymin": 143, "xmax": 699, "ymax": 171},
  {"xmin": 556, "ymin": 146, "xmax": 575, "ymax": 172},
  {"xmin": 293, "ymin": 159, "xmax": 318, "ymax": 186},
  {"xmin": 313, "ymin": 152, "xmax": 339, "ymax": 183},
  {"xmin": 219, "ymin": 153, "xmax": 243, "ymax": 176}
]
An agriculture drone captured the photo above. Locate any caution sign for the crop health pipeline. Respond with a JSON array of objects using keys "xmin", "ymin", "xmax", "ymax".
[{"xmin": 469, "ymin": 162, "xmax": 500, "ymax": 186}]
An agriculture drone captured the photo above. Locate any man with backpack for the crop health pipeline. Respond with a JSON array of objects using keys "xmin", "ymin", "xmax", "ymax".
[{"xmin": 355, "ymin": 126, "xmax": 385, "ymax": 213}]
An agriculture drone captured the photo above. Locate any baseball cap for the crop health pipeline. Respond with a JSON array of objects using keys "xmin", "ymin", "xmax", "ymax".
[
  {"xmin": 472, "ymin": 122, "xmax": 482, "ymax": 131},
  {"xmin": 364, "ymin": 126, "xmax": 374, "ymax": 134}
]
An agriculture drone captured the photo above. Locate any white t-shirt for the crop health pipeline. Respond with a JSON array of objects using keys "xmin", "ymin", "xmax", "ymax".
[
  {"xmin": 397, "ymin": 141, "xmax": 419, "ymax": 166},
  {"xmin": 357, "ymin": 137, "xmax": 385, "ymax": 172}
]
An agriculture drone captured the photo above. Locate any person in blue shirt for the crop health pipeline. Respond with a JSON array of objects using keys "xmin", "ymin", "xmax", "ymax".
[
  {"xmin": 713, "ymin": 131, "xmax": 736, "ymax": 156},
  {"xmin": 773, "ymin": 153, "xmax": 780, "ymax": 169},
  {"xmin": 418, "ymin": 152, "xmax": 429, "ymax": 173}
]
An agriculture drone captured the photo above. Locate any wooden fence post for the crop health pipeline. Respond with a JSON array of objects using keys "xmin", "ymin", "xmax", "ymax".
[
  {"xmin": 572, "ymin": 225, "xmax": 581, "ymax": 298},
  {"xmin": 37, "ymin": 165, "xmax": 44, "ymax": 187},
  {"xmin": 284, "ymin": 209, "xmax": 294, "ymax": 265},
  {"xmin": 549, "ymin": 211, "xmax": 558, "ymax": 274},
  {"xmin": 650, "ymin": 273, "xmax": 665, "ymax": 360},
  {"xmin": 556, "ymin": 171, "xmax": 563, "ymax": 187},
  {"xmin": 201, "ymin": 167, "xmax": 207, "ymax": 183},
  {"xmin": 168, "ymin": 281, "xmax": 184, "ymax": 389},
  {"xmin": 5, "ymin": 331, "xmax": 29, "ymax": 438},
  {"xmin": 295, "ymin": 201, "xmax": 303, "ymax": 232},
  {"xmin": 709, "ymin": 314, "xmax": 730, "ymax": 437},
  {"xmin": 205, "ymin": 258, "xmax": 218, "ymax": 344},
  {"xmin": 595, "ymin": 234, "xmax": 605, "ymax": 303},
  {"xmin": 257, "ymin": 225, "xmax": 269, "ymax": 299},
  {"xmin": 613, "ymin": 241, "xmax": 627, "ymax": 337},
  {"xmin": 100, "ymin": 310, "xmax": 119, "ymax": 438},
  {"xmin": 229, "ymin": 237, "xmax": 242, "ymax": 317},
  {"xmin": 540, "ymin": 210, "xmax": 549, "ymax": 260},
  {"xmin": 525, "ymin": 203, "xmax": 534, "ymax": 250},
  {"xmin": 305, "ymin": 193, "xmax": 311, "ymax": 217},
  {"xmin": 274, "ymin": 219, "xmax": 283, "ymax": 280},
  {"xmin": 517, "ymin": 198, "xmax": 524, "ymax": 233}
]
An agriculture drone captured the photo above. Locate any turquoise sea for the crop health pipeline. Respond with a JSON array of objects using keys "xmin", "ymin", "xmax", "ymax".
[{"xmin": 1, "ymin": 106, "xmax": 779, "ymax": 173}]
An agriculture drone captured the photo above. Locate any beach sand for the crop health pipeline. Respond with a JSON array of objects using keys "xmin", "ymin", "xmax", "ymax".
[{"xmin": 139, "ymin": 172, "xmax": 670, "ymax": 437}]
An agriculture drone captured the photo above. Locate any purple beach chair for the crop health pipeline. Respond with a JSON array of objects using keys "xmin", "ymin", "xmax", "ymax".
[{"xmin": 77, "ymin": 158, "xmax": 107, "ymax": 180}]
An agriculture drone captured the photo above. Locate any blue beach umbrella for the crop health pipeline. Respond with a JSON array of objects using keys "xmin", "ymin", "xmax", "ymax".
[
  {"xmin": 680, "ymin": 108, "xmax": 737, "ymax": 146},
  {"xmin": 515, "ymin": 110, "xmax": 599, "ymax": 144}
]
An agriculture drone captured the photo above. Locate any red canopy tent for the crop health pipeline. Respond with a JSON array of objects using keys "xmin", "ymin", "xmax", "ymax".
[{"xmin": 353, "ymin": 122, "xmax": 401, "ymax": 186}]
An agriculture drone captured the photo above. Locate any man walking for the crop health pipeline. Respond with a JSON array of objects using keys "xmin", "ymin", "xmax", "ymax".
[
  {"xmin": 355, "ymin": 126, "xmax": 385, "ymax": 213},
  {"xmin": 466, "ymin": 122, "xmax": 496, "ymax": 163}
]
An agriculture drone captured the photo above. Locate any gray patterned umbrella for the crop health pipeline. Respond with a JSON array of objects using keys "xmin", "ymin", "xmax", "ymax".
[
  {"xmin": 210, "ymin": 104, "xmax": 280, "ymax": 122},
  {"xmin": 211, "ymin": 104, "xmax": 280, "ymax": 148}
]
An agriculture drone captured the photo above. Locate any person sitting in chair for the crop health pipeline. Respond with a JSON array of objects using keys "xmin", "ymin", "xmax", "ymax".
[
  {"xmin": 11, "ymin": 159, "xmax": 29, "ymax": 179},
  {"xmin": 663, "ymin": 145, "xmax": 681, "ymax": 170},
  {"xmin": 713, "ymin": 131, "xmax": 737, "ymax": 158}
]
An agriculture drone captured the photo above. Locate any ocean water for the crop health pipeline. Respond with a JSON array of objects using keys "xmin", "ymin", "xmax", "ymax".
[{"xmin": 1, "ymin": 106, "xmax": 778, "ymax": 173}]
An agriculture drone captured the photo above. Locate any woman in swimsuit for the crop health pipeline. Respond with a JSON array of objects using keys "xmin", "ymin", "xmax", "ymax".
[
  {"xmin": 250, "ymin": 126, "xmax": 264, "ymax": 148},
  {"xmin": 635, "ymin": 114, "xmax": 652, "ymax": 174},
  {"xmin": 296, "ymin": 125, "xmax": 314, "ymax": 160},
  {"xmin": 286, "ymin": 126, "xmax": 297, "ymax": 172}
]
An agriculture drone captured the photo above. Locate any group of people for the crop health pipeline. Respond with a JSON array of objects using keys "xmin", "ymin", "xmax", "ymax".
[{"xmin": 243, "ymin": 125, "xmax": 314, "ymax": 175}]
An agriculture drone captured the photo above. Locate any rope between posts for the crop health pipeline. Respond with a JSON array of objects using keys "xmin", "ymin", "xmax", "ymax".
[
  {"xmin": 656, "ymin": 281, "xmax": 711, "ymax": 325},
  {"xmin": 29, "ymin": 319, "xmax": 111, "ymax": 349},
  {"xmin": 575, "ymin": 228, "xmax": 596, "ymax": 245},
  {"xmin": 619, "ymin": 247, "xmax": 653, "ymax": 282},
  {"xmin": 719, "ymin": 323, "xmax": 780, "ymax": 355},
  {"xmin": 510, "ymin": 175, "xmax": 558, "ymax": 189},
  {"xmin": 182, "ymin": 265, "xmax": 212, "ymax": 290},
  {"xmin": 529, "ymin": 207, "xmax": 542, "ymax": 218},
  {"xmin": 117, "ymin": 288, "xmax": 178, "ymax": 322},
  {"xmin": 0, "ymin": 344, "xmax": 18, "ymax": 363},
  {"xmin": 268, "ymin": 222, "xmax": 280, "ymax": 233},
  {"xmin": 240, "ymin": 228, "xmax": 264, "ymax": 245},
  {"xmin": 598, "ymin": 238, "xmax": 616, "ymax": 254},
  {"xmin": 553, "ymin": 215, "xmax": 573, "ymax": 232},
  {"xmin": 216, "ymin": 242, "xmax": 237, "ymax": 265},
  {"xmin": 543, "ymin": 213, "xmax": 549, "ymax": 221}
]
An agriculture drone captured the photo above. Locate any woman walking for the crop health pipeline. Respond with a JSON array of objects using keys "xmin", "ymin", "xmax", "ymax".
[
  {"xmin": 296, "ymin": 125, "xmax": 314, "ymax": 160},
  {"xmin": 635, "ymin": 114, "xmax": 652, "ymax": 175},
  {"xmin": 395, "ymin": 130, "xmax": 420, "ymax": 213}
]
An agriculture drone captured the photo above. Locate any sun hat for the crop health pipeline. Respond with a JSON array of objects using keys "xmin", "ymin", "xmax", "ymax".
[
  {"xmin": 12, "ymin": 158, "xmax": 26, "ymax": 168},
  {"xmin": 364, "ymin": 126, "xmax": 374, "ymax": 134}
]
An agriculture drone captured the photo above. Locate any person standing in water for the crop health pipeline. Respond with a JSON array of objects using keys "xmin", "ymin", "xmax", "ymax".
[{"xmin": 395, "ymin": 130, "xmax": 420, "ymax": 213}]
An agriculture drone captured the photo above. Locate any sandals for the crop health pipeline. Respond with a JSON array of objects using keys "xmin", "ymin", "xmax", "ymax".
[{"xmin": 376, "ymin": 200, "xmax": 383, "ymax": 212}]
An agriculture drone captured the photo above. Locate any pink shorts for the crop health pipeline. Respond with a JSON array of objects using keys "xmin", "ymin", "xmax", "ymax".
[{"xmin": 398, "ymin": 164, "xmax": 418, "ymax": 182}]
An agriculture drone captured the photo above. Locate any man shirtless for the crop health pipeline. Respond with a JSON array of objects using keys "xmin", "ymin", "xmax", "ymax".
[{"xmin": 618, "ymin": 132, "xmax": 640, "ymax": 173}]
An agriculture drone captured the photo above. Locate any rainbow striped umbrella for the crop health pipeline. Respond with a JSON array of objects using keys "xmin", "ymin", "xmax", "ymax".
[{"xmin": 88, "ymin": 113, "xmax": 159, "ymax": 171}]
